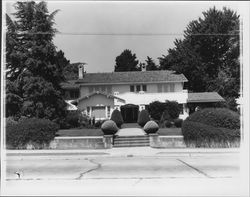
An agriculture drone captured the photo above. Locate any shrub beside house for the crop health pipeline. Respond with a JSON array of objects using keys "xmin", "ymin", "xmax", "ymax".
[
  {"xmin": 137, "ymin": 109, "xmax": 150, "ymax": 127},
  {"xmin": 182, "ymin": 108, "xmax": 240, "ymax": 148}
]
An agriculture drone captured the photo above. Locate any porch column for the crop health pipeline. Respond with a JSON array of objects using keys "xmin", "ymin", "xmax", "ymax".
[
  {"xmin": 90, "ymin": 106, "xmax": 92, "ymax": 117},
  {"xmin": 105, "ymin": 106, "xmax": 108, "ymax": 118}
]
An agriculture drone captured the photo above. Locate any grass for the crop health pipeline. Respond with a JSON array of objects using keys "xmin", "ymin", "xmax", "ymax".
[
  {"xmin": 56, "ymin": 128, "xmax": 103, "ymax": 137},
  {"xmin": 56, "ymin": 126, "xmax": 183, "ymax": 137},
  {"xmin": 157, "ymin": 128, "xmax": 182, "ymax": 136}
]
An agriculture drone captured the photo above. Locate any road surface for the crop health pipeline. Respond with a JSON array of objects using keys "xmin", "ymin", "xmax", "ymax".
[{"xmin": 2, "ymin": 150, "xmax": 247, "ymax": 196}]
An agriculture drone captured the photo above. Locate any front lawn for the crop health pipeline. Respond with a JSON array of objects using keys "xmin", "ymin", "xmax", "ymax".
[
  {"xmin": 57, "ymin": 127, "xmax": 182, "ymax": 137},
  {"xmin": 56, "ymin": 129, "xmax": 103, "ymax": 137},
  {"xmin": 157, "ymin": 128, "xmax": 182, "ymax": 136}
]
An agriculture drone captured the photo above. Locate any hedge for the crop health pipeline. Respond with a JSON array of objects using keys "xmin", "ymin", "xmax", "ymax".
[
  {"xmin": 182, "ymin": 120, "xmax": 240, "ymax": 147},
  {"xmin": 6, "ymin": 118, "xmax": 59, "ymax": 149},
  {"xmin": 186, "ymin": 108, "xmax": 240, "ymax": 130},
  {"xmin": 148, "ymin": 100, "xmax": 180, "ymax": 121},
  {"xmin": 65, "ymin": 110, "xmax": 82, "ymax": 128},
  {"xmin": 110, "ymin": 109, "xmax": 124, "ymax": 128},
  {"xmin": 137, "ymin": 110, "xmax": 150, "ymax": 127},
  {"xmin": 174, "ymin": 118, "xmax": 183, "ymax": 128}
]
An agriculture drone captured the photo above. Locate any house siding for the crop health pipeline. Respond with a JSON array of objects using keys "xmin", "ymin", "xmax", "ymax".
[
  {"xmin": 79, "ymin": 82, "xmax": 184, "ymax": 97},
  {"xmin": 77, "ymin": 94, "xmax": 115, "ymax": 120}
]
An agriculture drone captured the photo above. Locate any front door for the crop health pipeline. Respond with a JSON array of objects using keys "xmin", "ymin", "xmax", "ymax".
[{"xmin": 121, "ymin": 104, "xmax": 139, "ymax": 123}]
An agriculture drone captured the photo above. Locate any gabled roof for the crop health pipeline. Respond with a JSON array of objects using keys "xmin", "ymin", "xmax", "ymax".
[
  {"xmin": 77, "ymin": 92, "xmax": 125, "ymax": 102},
  {"xmin": 75, "ymin": 70, "xmax": 188, "ymax": 85},
  {"xmin": 187, "ymin": 92, "xmax": 225, "ymax": 103}
]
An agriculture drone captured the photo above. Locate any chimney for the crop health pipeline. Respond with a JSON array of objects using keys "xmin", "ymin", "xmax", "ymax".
[
  {"xmin": 141, "ymin": 63, "xmax": 146, "ymax": 72},
  {"xmin": 78, "ymin": 64, "xmax": 84, "ymax": 79}
]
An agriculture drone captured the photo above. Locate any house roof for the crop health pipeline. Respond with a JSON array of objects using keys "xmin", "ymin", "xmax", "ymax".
[
  {"xmin": 61, "ymin": 80, "xmax": 79, "ymax": 89},
  {"xmin": 77, "ymin": 92, "xmax": 125, "ymax": 102},
  {"xmin": 75, "ymin": 70, "xmax": 188, "ymax": 85},
  {"xmin": 187, "ymin": 92, "xmax": 225, "ymax": 103}
]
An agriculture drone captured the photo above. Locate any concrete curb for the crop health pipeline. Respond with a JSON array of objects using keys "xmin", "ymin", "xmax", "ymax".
[{"xmin": 5, "ymin": 147, "xmax": 240, "ymax": 158}]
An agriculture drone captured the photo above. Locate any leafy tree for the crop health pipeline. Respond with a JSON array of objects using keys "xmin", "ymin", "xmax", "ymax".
[
  {"xmin": 63, "ymin": 62, "xmax": 86, "ymax": 80},
  {"xmin": 114, "ymin": 49, "xmax": 139, "ymax": 72},
  {"xmin": 145, "ymin": 56, "xmax": 159, "ymax": 70},
  {"xmin": 148, "ymin": 100, "xmax": 180, "ymax": 121},
  {"xmin": 5, "ymin": 1, "xmax": 69, "ymax": 123},
  {"xmin": 159, "ymin": 7, "xmax": 240, "ymax": 110},
  {"xmin": 164, "ymin": 100, "xmax": 180, "ymax": 120},
  {"xmin": 148, "ymin": 101, "xmax": 165, "ymax": 120},
  {"xmin": 5, "ymin": 80, "xmax": 23, "ymax": 117}
]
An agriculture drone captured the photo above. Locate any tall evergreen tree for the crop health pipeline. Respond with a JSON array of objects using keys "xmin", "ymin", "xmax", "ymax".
[
  {"xmin": 145, "ymin": 56, "xmax": 159, "ymax": 71},
  {"xmin": 6, "ymin": 1, "xmax": 69, "ymax": 122},
  {"xmin": 159, "ymin": 7, "xmax": 240, "ymax": 109},
  {"xmin": 114, "ymin": 49, "xmax": 139, "ymax": 72}
]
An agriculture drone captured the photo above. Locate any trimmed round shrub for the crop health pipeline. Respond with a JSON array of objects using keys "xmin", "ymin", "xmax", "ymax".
[
  {"xmin": 143, "ymin": 120, "xmax": 159, "ymax": 134},
  {"xmin": 101, "ymin": 120, "xmax": 119, "ymax": 135},
  {"xmin": 110, "ymin": 109, "xmax": 124, "ymax": 128},
  {"xmin": 174, "ymin": 118, "xmax": 183, "ymax": 128},
  {"xmin": 165, "ymin": 120, "xmax": 172, "ymax": 128},
  {"xmin": 6, "ymin": 118, "xmax": 59, "ymax": 149},
  {"xmin": 137, "ymin": 109, "xmax": 150, "ymax": 127},
  {"xmin": 186, "ymin": 108, "xmax": 240, "ymax": 130}
]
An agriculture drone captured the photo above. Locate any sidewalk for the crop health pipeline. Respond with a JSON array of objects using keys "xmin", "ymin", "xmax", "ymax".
[{"xmin": 5, "ymin": 147, "xmax": 240, "ymax": 157}]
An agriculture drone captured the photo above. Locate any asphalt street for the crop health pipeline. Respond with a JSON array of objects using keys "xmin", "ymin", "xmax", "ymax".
[{"xmin": 2, "ymin": 150, "xmax": 247, "ymax": 196}]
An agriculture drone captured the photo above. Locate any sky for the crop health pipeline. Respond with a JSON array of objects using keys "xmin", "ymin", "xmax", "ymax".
[{"xmin": 5, "ymin": 1, "xmax": 242, "ymax": 73}]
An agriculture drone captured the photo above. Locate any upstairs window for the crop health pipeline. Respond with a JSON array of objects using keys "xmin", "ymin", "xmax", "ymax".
[
  {"xmin": 136, "ymin": 85, "xmax": 141, "ymax": 92},
  {"xmin": 164, "ymin": 84, "xmax": 169, "ymax": 92},
  {"xmin": 157, "ymin": 84, "xmax": 162, "ymax": 93},
  {"xmin": 170, "ymin": 84, "xmax": 175, "ymax": 92},
  {"xmin": 130, "ymin": 85, "xmax": 135, "ymax": 92}
]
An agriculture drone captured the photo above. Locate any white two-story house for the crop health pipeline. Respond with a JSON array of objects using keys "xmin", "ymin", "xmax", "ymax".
[{"xmin": 62, "ymin": 64, "xmax": 224, "ymax": 122}]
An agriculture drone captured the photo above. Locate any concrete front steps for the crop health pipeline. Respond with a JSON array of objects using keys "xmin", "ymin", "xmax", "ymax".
[{"xmin": 113, "ymin": 135, "xmax": 150, "ymax": 147}]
